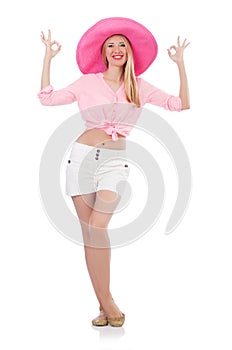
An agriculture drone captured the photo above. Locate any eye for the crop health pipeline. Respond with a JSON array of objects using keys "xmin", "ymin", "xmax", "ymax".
[
  {"xmin": 119, "ymin": 43, "xmax": 126, "ymax": 47},
  {"xmin": 107, "ymin": 44, "xmax": 114, "ymax": 48}
]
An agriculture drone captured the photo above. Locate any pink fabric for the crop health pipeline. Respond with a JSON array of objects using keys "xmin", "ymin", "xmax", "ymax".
[{"xmin": 38, "ymin": 73, "xmax": 182, "ymax": 140}]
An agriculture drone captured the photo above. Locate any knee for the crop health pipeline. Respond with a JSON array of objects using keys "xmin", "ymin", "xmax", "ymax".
[
  {"xmin": 87, "ymin": 215, "xmax": 111, "ymax": 248},
  {"xmin": 89, "ymin": 216, "xmax": 108, "ymax": 230}
]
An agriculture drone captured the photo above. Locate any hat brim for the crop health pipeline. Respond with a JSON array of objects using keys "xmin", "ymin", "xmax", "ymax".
[{"xmin": 76, "ymin": 17, "xmax": 158, "ymax": 76}]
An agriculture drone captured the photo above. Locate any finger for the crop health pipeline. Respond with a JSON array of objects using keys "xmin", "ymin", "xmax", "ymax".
[
  {"xmin": 177, "ymin": 36, "xmax": 180, "ymax": 46},
  {"xmin": 53, "ymin": 43, "xmax": 62, "ymax": 50},
  {"xmin": 40, "ymin": 31, "xmax": 46, "ymax": 41},
  {"xmin": 40, "ymin": 32, "xmax": 48, "ymax": 44},
  {"xmin": 48, "ymin": 29, "xmax": 51, "ymax": 42},
  {"xmin": 169, "ymin": 45, "xmax": 177, "ymax": 51},
  {"xmin": 167, "ymin": 49, "xmax": 176, "ymax": 60},
  {"xmin": 53, "ymin": 45, "xmax": 62, "ymax": 56},
  {"xmin": 182, "ymin": 38, "xmax": 188, "ymax": 47},
  {"xmin": 167, "ymin": 49, "xmax": 174, "ymax": 58},
  {"xmin": 182, "ymin": 38, "xmax": 190, "ymax": 48},
  {"xmin": 169, "ymin": 45, "xmax": 177, "ymax": 54},
  {"xmin": 51, "ymin": 40, "xmax": 60, "ymax": 46}
]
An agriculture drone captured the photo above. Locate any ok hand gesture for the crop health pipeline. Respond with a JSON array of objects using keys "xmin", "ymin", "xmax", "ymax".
[
  {"xmin": 40, "ymin": 29, "xmax": 62, "ymax": 60},
  {"xmin": 167, "ymin": 36, "xmax": 190, "ymax": 64}
]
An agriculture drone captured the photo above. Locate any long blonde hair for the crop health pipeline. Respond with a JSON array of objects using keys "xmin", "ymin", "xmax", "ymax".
[{"xmin": 102, "ymin": 35, "xmax": 141, "ymax": 107}]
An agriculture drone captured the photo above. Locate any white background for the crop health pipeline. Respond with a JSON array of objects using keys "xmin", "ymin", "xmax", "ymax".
[{"xmin": 0, "ymin": 0, "xmax": 231, "ymax": 349}]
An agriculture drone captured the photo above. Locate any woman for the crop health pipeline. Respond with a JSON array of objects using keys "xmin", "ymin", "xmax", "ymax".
[{"xmin": 38, "ymin": 17, "xmax": 190, "ymax": 327}]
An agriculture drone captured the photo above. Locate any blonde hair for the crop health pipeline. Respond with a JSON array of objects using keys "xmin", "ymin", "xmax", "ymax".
[{"xmin": 102, "ymin": 35, "xmax": 141, "ymax": 107}]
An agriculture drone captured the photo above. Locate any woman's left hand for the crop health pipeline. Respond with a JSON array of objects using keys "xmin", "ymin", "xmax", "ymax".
[{"xmin": 167, "ymin": 36, "xmax": 190, "ymax": 64}]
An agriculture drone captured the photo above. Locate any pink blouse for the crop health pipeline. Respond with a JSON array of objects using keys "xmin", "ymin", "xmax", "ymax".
[{"xmin": 38, "ymin": 72, "xmax": 182, "ymax": 141}]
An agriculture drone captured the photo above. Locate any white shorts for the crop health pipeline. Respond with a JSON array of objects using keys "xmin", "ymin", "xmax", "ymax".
[{"xmin": 65, "ymin": 142, "xmax": 130, "ymax": 196}]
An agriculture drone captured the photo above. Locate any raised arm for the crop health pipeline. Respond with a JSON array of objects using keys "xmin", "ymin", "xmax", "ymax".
[
  {"xmin": 38, "ymin": 30, "xmax": 78, "ymax": 106},
  {"xmin": 40, "ymin": 29, "xmax": 62, "ymax": 90},
  {"xmin": 167, "ymin": 36, "xmax": 190, "ymax": 110}
]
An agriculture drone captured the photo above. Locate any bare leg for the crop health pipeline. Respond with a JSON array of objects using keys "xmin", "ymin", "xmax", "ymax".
[
  {"xmin": 72, "ymin": 189, "xmax": 123, "ymax": 318},
  {"xmin": 72, "ymin": 192, "xmax": 104, "ymax": 311},
  {"xmin": 88, "ymin": 189, "xmax": 123, "ymax": 318}
]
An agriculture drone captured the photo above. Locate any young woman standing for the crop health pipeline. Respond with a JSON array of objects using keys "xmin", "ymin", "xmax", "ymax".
[{"xmin": 38, "ymin": 17, "xmax": 190, "ymax": 327}]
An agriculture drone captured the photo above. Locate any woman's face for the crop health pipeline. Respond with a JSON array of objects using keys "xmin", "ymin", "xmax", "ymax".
[{"xmin": 104, "ymin": 35, "xmax": 128, "ymax": 68}]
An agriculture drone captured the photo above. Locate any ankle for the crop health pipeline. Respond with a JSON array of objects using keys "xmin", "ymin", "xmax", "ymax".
[
  {"xmin": 99, "ymin": 296, "xmax": 114, "ymax": 311},
  {"xmin": 99, "ymin": 292, "xmax": 113, "ymax": 303}
]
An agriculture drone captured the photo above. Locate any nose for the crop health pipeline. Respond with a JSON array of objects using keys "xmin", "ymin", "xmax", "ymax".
[{"xmin": 113, "ymin": 45, "xmax": 122, "ymax": 53}]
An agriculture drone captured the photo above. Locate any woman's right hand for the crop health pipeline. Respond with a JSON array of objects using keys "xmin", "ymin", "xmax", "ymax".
[{"xmin": 40, "ymin": 29, "xmax": 62, "ymax": 60}]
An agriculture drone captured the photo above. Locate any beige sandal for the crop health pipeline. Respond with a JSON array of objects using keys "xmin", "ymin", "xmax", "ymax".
[
  {"xmin": 92, "ymin": 310, "xmax": 108, "ymax": 326},
  {"xmin": 107, "ymin": 313, "xmax": 125, "ymax": 327}
]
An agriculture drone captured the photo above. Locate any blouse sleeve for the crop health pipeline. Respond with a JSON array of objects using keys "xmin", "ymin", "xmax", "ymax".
[
  {"xmin": 138, "ymin": 77, "xmax": 182, "ymax": 111},
  {"xmin": 37, "ymin": 79, "xmax": 82, "ymax": 106}
]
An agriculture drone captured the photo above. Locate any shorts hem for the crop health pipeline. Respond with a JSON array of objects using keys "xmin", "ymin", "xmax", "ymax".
[{"xmin": 65, "ymin": 187, "xmax": 119, "ymax": 196}]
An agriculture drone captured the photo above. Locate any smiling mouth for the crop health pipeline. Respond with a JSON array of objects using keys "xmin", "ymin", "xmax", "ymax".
[{"xmin": 112, "ymin": 55, "xmax": 124, "ymax": 60}]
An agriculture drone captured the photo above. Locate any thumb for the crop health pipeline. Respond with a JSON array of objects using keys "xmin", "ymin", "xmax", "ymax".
[{"xmin": 167, "ymin": 49, "xmax": 172, "ymax": 57}]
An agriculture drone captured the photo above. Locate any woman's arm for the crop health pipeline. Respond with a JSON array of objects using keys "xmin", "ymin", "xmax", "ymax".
[
  {"xmin": 167, "ymin": 36, "xmax": 190, "ymax": 110},
  {"xmin": 38, "ymin": 30, "xmax": 77, "ymax": 106},
  {"xmin": 40, "ymin": 29, "xmax": 62, "ymax": 90}
]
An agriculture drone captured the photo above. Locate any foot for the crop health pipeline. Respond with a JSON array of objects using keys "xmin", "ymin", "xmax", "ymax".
[
  {"xmin": 107, "ymin": 313, "xmax": 125, "ymax": 327},
  {"xmin": 102, "ymin": 298, "xmax": 123, "ymax": 319},
  {"xmin": 92, "ymin": 310, "xmax": 108, "ymax": 326}
]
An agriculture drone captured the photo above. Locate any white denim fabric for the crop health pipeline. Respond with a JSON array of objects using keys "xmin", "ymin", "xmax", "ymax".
[{"xmin": 66, "ymin": 142, "xmax": 130, "ymax": 196}]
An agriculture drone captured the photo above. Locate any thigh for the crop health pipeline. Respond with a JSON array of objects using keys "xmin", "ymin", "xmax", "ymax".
[
  {"xmin": 72, "ymin": 192, "xmax": 96, "ymax": 227},
  {"xmin": 90, "ymin": 189, "xmax": 121, "ymax": 228}
]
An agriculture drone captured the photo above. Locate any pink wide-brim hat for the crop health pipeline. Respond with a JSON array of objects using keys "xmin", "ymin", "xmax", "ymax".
[{"xmin": 76, "ymin": 17, "xmax": 158, "ymax": 76}]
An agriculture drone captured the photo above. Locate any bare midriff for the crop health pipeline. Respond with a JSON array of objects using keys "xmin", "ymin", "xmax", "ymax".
[{"xmin": 75, "ymin": 128, "xmax": 126, "ymax": 150}]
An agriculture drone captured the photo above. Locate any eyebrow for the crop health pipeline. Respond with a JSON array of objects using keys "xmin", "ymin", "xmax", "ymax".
[{"xmin": 107, "ymin": 41, "xmax": 125, "ymax": 45}]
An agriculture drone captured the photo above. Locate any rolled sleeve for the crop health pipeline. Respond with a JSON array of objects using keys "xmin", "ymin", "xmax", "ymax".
[
  {"xmin": 138, "ymin": 77, "xmax": 182, "ymax": 111},
  {"xmin": 37, "ymin": 85, "xmax": 54, "ymax": 105},
  {"xmin": 38, "ymin": 85, "xmax": 54, "ymax": 96},
  {"xmin": 165, "ymin": 95, "xmax": 182, "ymax": 111},
  {"xmin": 37, "ymin": 81, "xmax": 79, "ymax": 106}
]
